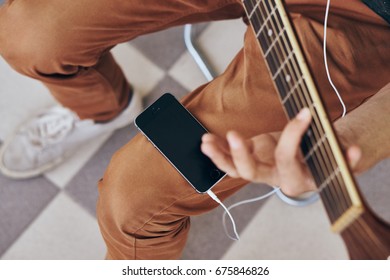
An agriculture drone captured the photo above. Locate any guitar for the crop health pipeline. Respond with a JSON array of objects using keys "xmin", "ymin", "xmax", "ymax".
[{"xmin": 242, "ymin": 0, "xmax": 390, "ymax": 259}]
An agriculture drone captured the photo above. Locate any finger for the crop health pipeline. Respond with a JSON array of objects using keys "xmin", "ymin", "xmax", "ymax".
[
  {"xmin": 346, "ymin": 145, "xmax": 362, "ymax": 171},
  {"xmin": 276, "ymin": 108, "xmax": 312, "ymax": 164},
  {"xmin": 201, "ymin": 136, "xmax": 239, "ymax": 177},
  {"xmin": 275, "ymin": 108, "xmax": 312, "ymax": 190},
  {"xmin": 227, "ymin": 131, "xmax": 272, "ymax": 182},
  {"xmin": 202, "ymin": 133, "xmax": 230, "ymax": 154}
]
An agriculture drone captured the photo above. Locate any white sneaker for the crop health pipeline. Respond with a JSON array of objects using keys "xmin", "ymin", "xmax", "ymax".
[{"xmin": 0, "ymin": 90, "xmax": 143, "ymax": 179}]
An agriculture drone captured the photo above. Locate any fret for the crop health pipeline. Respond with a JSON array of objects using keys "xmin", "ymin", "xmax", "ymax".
[
  {"xmin": 264, "ymin": 0, "xmax": 273, "ymax": 11},
  {"xmin": 267, "ymin": 3, "xmax": 283, "ymax": 38},
  {"xmin": 305, "ymin": 150, "xmax": 331, "ymax": 192},
  {"xmin": 318, "ymin": 167, "xmax": 341, "ymax": 194},
  {"xmin": 254, "ymin": 2, "xmax": 277, "ymax": 51},
  {"xmin": 273, "ymin": 71, "xmax": 289, "ymax": 102},
  {"xmin": 281, "ymin": 76, "xmax": 304, "ymax": 104},
  {"xmin": 303, "ymin": 121, "xmax": 353, "ymax": 210},
  {"xmin": 242, "ymin": 0, "xmax": 256, "ymax": 17},
  {"xmin": 318, "ymin": 168, "xmax": 342, "ymax": 223},
  {"xmin": 283, "ymin": 94, "xmax": 295, "ymax": 118},
  {"xmin": 304, "ymin": 134, "xmax": 327, "ymax": 161},
  {"xmin": 251, "ymin": 12, "xmax": 262, "ymax": 32},
  {"xmin": 276, "ymin": 57, "xmax": 303, "ymax": 99},
  {"xmin": 271, "ymin": 50, "xmax": 294, "ymax": 80},
  {"xmin": 264, "ymin": 27, "xmax": 286, "ymax": 57},
  {"xmin": 256, "ymin": 14, "xmax": 273, "ymax": 53},
  {"xmin": 263, "ymin": 46, "xmax": 279, "ymax": 76},
  {"xmin": 273, "ymin": 61, "xmax": 299, "ymax": 101},
  {"xmin": 305, "ymin": 140, "xmax": 352, "ymax": 218},
  {"xmin": 248, "ymin": 1, "xmax": 261, "ymax": 19},
  {"xmin": 255, "ymin": 4, "xmax": 278, "ymax": 38}
]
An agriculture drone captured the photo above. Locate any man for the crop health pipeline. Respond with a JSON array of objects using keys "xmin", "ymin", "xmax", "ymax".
[{"xmin": 0, "ymin": 0, "xmax": 389, "ymax": 259}]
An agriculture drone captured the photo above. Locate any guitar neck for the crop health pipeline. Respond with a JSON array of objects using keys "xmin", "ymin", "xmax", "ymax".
[{"xmin": 242, "ymin": 0, "xmax": 363, "ymax": 232}]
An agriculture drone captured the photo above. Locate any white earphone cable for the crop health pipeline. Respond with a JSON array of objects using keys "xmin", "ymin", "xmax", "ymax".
[
  {"xmin": 324, "ymin": 0, "xmax": 347, "ymax": 118},
  {"xmin": 207, "ymin": 186, "xmax": 280, "ymax": 241}
]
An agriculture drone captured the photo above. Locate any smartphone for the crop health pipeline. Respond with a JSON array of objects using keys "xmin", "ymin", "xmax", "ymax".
[{"xmin": 134, "ymin": 93, "xmax": 226, "ymax": 193}]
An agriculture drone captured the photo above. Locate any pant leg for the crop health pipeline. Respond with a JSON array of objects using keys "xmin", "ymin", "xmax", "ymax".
[
  {"xmin": 0, "ymin": 0, "xmax": 244, "ymax": 121},
  {"xmin": 97, "ymin": 1, "xmax": 390, "ymax": 259}
]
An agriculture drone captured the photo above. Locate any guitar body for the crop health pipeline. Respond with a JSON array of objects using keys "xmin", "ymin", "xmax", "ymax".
[
  {"xmin": 341, "ymin": 200, "xmax": 390, "ymax": 259},
  {"xmin": 242, "ymin": 0, "xmax": 390, "ymax": 259}
]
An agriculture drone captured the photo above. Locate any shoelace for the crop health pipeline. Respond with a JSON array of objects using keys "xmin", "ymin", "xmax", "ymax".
[{"xmin": 25, "ymin": 107, "xmax": 77, "ymax": 147}]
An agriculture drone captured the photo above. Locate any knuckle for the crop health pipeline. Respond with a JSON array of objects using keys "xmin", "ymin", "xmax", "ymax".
[{"xmin": 240, "ymin": 168, "xmax": 257, "ymax": 181}]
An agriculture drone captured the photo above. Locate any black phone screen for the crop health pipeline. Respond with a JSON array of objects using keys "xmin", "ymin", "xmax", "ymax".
[{"xmin": 135, "ymin": 93, "xmax": 225, "ymax": 193}]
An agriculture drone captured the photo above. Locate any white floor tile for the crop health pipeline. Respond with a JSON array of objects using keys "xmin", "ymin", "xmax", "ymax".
[
  {"xmin": 111, "ymin": 43, "xmax": 165, "ymax": 96},
  {"xmin": 197, "ymin": 19, "xmax": 247, "ymax": 74},
  {"xmin": 168, "ymin": 51, "xmax": 209, "ymax": 91},
  {"xmin": 0, "ymin": 57, "xmax": 55, "ymax": 141},
  {"xmin": 222, "ymin": 196, "xmax": 349, "ymax": 259},
  {"xmin": 2, "ymin": 193, "xmax": 106, "ymax": 260},
  {"xmin": 168, "ymin": 19, "xmax": 246, "ymax": 92}
]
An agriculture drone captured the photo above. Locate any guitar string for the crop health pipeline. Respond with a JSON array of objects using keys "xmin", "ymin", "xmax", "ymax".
[
  {"xmin": 262, "ymin": 0, "xmax": 388, "ymax": 258},
  {"xmin": 254, "ymin": 0, "xmax": 351, "ymax": 217},
  {"xmin": 345, "ymin": 224, "xmax": 368, "ymax": 258},
  {"xmin": 355, "ymin": 218, "xmax": 387, "ymax": 256},
  {"xmin": 248, "ymin": 0, "xmax": 352, "ymax": 217},
  {"xmin": 350, "ymin": 221, "xmax": 381, "ymax": 259},
  {"xmin": 264, "ymin": 1, "xmax": 354, "ymax": 218},
  {"xmin": 246, "ymin": 0, "xmax": 342, "ymax": 220},
  {"xmin": 248, "ymin": 0, "xmax": 343, "ymax": 220},
  {"xmin": 253, "ymin": 0, "xmax": 353, "ymax": 211},
  {"xmin": 260, "ymin": 0, "xmax": 353, "ymax": 213},
  {"xmin": 255, "ymin": 0, "xmax": 385, "ymax": 253}
]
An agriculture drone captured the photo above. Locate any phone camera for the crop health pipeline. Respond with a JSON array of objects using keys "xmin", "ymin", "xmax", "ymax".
[
  {"xmin": 210, "ymin": 169, "xmax": 222, "ymax": 179},
  {"xmin": 152, "ymin": 107, "xmax": 160, "ymax": 114}
]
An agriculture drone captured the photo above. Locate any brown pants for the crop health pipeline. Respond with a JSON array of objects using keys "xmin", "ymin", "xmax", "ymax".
[{"xmin": 0, "ymin": 0, "xmax": 389, "ymax": 259}]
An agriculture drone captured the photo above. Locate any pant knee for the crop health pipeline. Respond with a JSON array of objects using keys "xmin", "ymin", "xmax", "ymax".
[
  {"xmin": 96, "ymin": 172, "xmax": 191, "ymax": 259},
  {"xmin": 0, "ymin": 3, "xmax": 78, "ymax": 77}
]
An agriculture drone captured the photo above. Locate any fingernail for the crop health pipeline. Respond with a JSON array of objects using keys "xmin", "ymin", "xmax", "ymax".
[{"xmin": 297, "ymin": 108, "xmax": 311, "ymax": 121}]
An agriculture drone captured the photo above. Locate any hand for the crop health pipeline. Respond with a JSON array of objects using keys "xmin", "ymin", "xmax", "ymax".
[{"xmin": 201, "ymin": 108, "xmax": 362, "ymax": 197}]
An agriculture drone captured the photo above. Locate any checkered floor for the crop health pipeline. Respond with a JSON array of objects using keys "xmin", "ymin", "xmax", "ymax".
[{"xmin": 1, "ymin": 11, "xmax": 389, "ymax": 259}]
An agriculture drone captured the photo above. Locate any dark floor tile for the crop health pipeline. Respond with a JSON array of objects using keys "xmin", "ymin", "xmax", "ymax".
[
  {"xmin": 131, "ymin": 23, "xmax": 209, "ymax": 70},
  {"xmin": 65, "ymin": 125, "xmax": 139, "ymax": 217},
  {"xmin": 181, "ymin": 183, "xmax": 274, "ymax": 259},
  {"xmin": 0, "ymin": 173, "xmax": 59, "ymax": 256},
  {"xmin": 145, "ymin": 74, "xmax": 189, "ymax": 106}
]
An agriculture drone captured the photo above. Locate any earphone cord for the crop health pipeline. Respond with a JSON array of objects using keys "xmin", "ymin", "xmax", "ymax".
[
  {"xmin": 207, "ymin": 186, "xmax": 280, "ymax": 241},
  {"xmin": 324, "ymin": 0, "xmax": 346, "ymax": 118}
]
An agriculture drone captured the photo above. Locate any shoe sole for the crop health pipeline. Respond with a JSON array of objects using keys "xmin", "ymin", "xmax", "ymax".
[{"xmin": 0, "ymin": 90, "xmax": 143, "ymax": 179}]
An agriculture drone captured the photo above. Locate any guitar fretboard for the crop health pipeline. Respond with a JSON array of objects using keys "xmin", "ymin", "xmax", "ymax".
[{"xmin": 243, "ymin": 0, "xmax": 363, "ymax": 231}]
